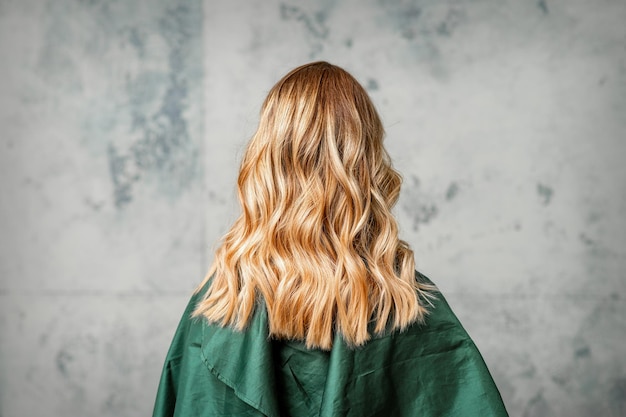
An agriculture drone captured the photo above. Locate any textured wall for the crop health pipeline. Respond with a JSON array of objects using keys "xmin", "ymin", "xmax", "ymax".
[{"xmin": 1, "ymin": 0, "xmax": 625, "ymax": 416}]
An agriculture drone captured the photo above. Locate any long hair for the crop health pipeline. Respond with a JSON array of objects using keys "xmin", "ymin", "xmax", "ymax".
[{"xmin": 193, "ymin": 61, "xmax": 433, "ymax": 350}]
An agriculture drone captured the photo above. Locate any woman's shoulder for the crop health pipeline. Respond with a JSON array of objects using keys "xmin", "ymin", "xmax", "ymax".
[{"xmin": 411, "ymin": 269, "xmax": 466, "ymax": 332}]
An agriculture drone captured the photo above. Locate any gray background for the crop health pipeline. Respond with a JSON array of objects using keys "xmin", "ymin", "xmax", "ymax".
[{"xmin": 1, "ymin": 0, "xmax": 625, "ymax": 416}]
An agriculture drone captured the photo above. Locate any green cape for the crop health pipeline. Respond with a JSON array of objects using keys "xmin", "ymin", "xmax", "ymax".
[{"xmin": 153, "ymin": 272, "xmax": 508, "ymax": 416}]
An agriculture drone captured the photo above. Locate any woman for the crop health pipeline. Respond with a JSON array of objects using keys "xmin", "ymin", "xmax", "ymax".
[{"xmin": 153, "ymin": 62, "xmax": 508, "ymax": 416}]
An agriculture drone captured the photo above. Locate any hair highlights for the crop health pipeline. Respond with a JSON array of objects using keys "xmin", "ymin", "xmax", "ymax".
[{"xmin": 193, "ymin": 62, "xmax": 433, "ymax": 350}]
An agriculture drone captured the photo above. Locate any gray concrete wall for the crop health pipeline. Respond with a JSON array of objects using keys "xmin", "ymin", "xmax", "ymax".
[{"xmin": 1, "ymin": 0, "xmax": 624, "ymax": 415}]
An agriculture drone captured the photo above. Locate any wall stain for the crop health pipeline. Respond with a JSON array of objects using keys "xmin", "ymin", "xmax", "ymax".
[
  {"xmin": 574, "ymin": 345, "xmax": 591, "ymax": 359},
  {"xmin": 40, "ymin": 1, "xmax": 204, "ymax": 209},
  {"xmin": 445, "ymin": 181, "xmax": 459, "ymax": 200},
  {"xmin": 377, "ymin": 1, "xmax": 467, "ymax": 40},
  {"xmin": 551, "ymin": 296, "xmax": 626, "ymax": 413},
  {"xmin": 571, "ymin": 336, "xmax": 592, "ymax": 359},
  {"xmin": 375, "ymin": 1, "xmax": 470, "ymax": 80},
  {"xmin": 586, "ymin": 211, "xmax": 602, "ymax": 224},
  {"xmin": 519, "ymin": 363, "xmax": 537, "ymax": 379},
  {"xmin": 55, "ymin": 335, "xmax": 98, "ymax": 379},
  {"xmin": 127, "ymin": 27, "xmax": 146, "ymax": 57},
  {"xmin": 279, "ymin": 2, "xmax": 336, "ymax": 58},
  {"xmin": 537, "ymin": 0, "xmax": 549, "ymax": 15},
  {"xmin": 53, "ymin": 334, "xmax": 98, "ymax": 407},
  {"xmin": 366, "ymin": 78, "xmax": 379, "ymax": 91},
  {"xmin": 537, "ymin": 183, "xmax": 553, "ymax": 205},
  {"xmin": 523, "ymin": 391, "xmax": 552, "ymax": 417},
  {"xmin": 551, "ymin": 374, "xmax": 568, "ymax": 387},
  {"xmin": 579, "ymin": 233, "xmax": 594, "ymax": 246},
  {"xmin": 401, "ymin": 175, "xmax": 439, "ymax": 231},
  {"xmin": 436, "ymin": 8, "xmax": 465, "ymax": 37},
  {"xmin": 380, "ymin": 1, "xmax": 421, "ymax": 41},
  {"xmin": 107, "ymin": 144, "xmax": 136, "ymax": 207},
  {"xmin": 609, "ymin": 377, "xmax": 626, "ymax": 416},
  {"xmin": 84, "ymin": 196, "xmax": 105, "ymax": 211},
  {"xmin": 56, "ymin": 349, "xmax": 74, "ymax": 377},
  {"xmin": 39, "ymin": 332, "xmax": 49, "ymax": 347},
  {"xmin": 280, "ymin": 3, "xmax": 329, "ymax": 39},
  {"xmin": 106, "ymin": 3, "xmax": 202, "ymax": 209}
]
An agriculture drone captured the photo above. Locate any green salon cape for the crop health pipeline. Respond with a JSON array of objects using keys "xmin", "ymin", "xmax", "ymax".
[{"xmin": 152, "ymin": 272, "xmax": 508, "ymax": 416}]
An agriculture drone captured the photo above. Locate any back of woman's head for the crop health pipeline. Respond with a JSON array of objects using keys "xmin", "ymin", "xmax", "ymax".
[{"xmin": 194, "ymin": 61, "xmax": 432, "ymax": 350}]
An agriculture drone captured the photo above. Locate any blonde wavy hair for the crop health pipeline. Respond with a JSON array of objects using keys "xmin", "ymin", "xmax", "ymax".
[{"xmin": 193, "ymin": 61, "xmax": 433, "ymax": 350}]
